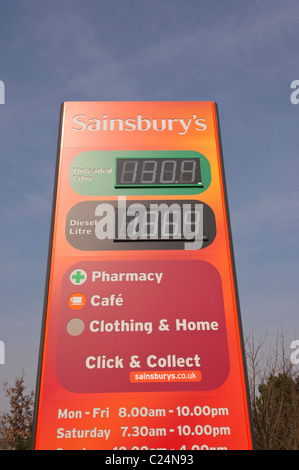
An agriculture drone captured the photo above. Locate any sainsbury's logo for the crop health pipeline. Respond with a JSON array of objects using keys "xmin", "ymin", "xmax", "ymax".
[{"xmin": 72, "ymin": 113, "xmax": 207, "ymax": 135}]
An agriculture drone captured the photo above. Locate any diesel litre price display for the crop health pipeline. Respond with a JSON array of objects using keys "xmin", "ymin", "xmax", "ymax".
[{"xmin": 32, "ymin": 101, "xmax": 254, "ymax": 450}]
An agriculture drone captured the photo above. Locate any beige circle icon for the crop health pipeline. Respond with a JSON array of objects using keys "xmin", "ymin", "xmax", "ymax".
[{"xmin": 67, "ymin": 318, "xmax": 85, "ymax": 336}]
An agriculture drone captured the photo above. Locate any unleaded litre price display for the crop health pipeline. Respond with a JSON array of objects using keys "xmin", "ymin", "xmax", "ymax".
[{"xmin": 116, "ymin": 157, "xmax": 203, "ymax": 187}]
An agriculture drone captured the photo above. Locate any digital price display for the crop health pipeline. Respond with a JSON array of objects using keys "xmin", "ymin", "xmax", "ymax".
[
  {"xmin": 65, "ymin": 199, "xmax": 214, "ymax": 251},
  {"xmin": 32, "ymin": 102, "xmax": 254, "ymax": 450},
  {"xmin": 116, "ymin": 157, "xmax": 203, "ymax": 187}
]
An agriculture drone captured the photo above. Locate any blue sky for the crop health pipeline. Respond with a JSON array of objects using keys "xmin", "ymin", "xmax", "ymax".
[{"xmin": 0, "ymin": 0, "xmax": 298, "ymax": 412}]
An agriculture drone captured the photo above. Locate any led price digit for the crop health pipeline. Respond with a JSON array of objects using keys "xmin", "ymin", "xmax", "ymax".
[{"xmin": 116, "ymin": 158, "xmax": 203, "ymax": 187}]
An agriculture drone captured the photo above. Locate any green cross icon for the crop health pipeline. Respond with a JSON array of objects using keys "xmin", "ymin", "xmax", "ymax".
[{"xmin": 70, "ymin": 269, "xmax": 87, "ymax": 285}]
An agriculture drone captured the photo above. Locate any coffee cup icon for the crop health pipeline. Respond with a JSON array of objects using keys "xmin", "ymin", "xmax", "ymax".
[{"xmin": 68, "ymin": 293, "xmax": 86, "ymax": 309}]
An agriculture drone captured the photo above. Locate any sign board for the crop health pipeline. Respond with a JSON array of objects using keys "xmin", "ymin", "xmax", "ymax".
[{"xmin": 32, "ymin": 101, "xmax": 253, "ymax": 450}]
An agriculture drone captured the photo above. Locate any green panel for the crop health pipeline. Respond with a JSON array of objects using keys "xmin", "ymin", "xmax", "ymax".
[{"xmin": 69, "ymin": 150, "xmax": 211, "ymax": 196}]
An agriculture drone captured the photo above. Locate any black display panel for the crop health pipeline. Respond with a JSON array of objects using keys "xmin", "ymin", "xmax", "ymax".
[
  {"xmin": 116, "ymin": 158, "xmax": 203, "ymax": 187},
  {"xmin": 115, "ymin": 202, "xmax": 209, "ymax": 242}
]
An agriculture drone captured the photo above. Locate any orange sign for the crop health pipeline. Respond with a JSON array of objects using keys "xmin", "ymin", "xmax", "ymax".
[{"xmin": 32, "ymin": 102, "xmax": 254, "ymax": 450}]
